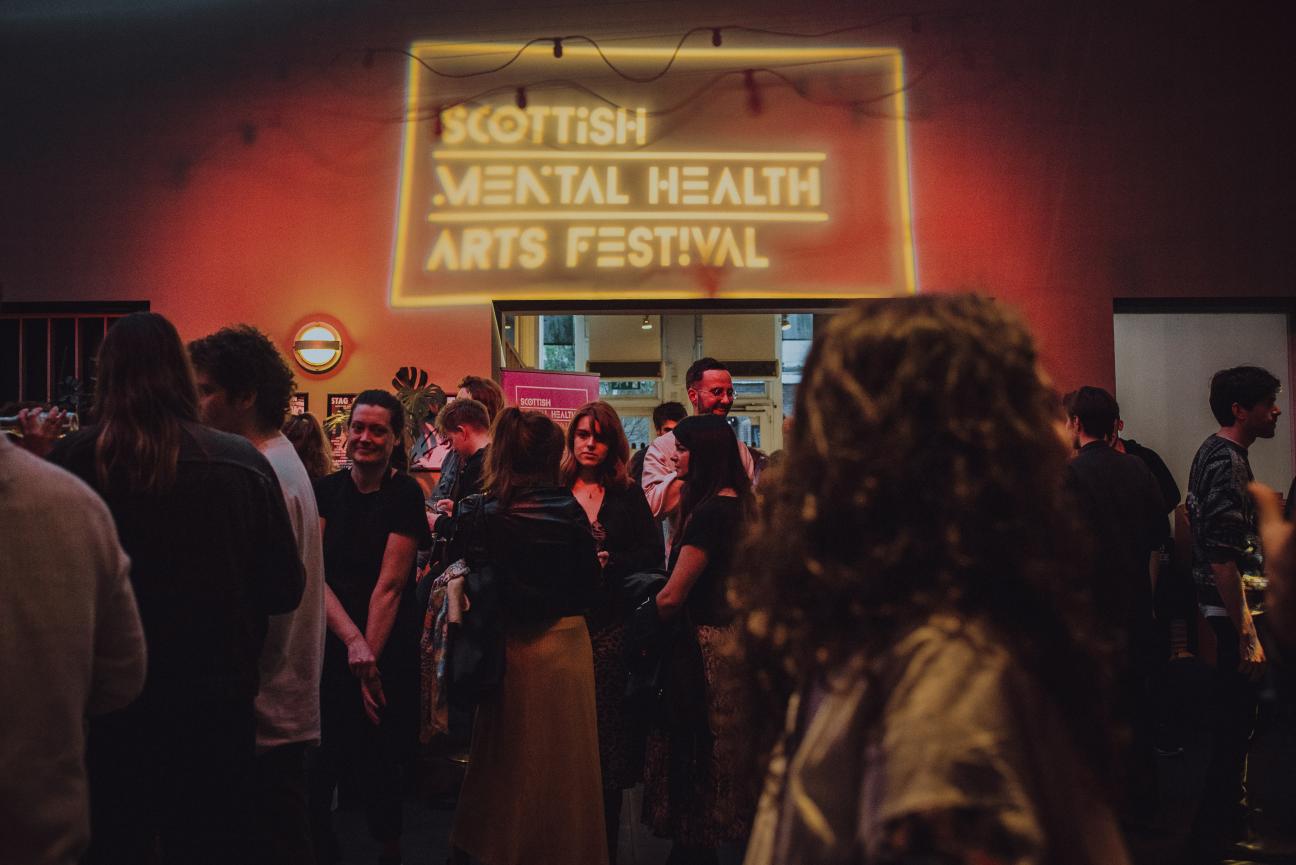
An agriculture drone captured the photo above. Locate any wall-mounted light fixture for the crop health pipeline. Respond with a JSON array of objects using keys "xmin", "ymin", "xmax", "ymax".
[
  {"xmin": 292, "ymin": 321, "xmax": 343, "ymax": 373},
  {"xmin": 641, "ymin": 315, "xmax": 653, "ymax": 330},
  {"xmin": 780, "ymin": 314, "xmax": 792, "ymax": 331}
]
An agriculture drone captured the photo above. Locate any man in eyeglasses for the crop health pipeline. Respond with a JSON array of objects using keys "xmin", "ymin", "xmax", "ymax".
[{"xmin": 641, "ymin": 358, "xmax": 756, "ymax": 532}]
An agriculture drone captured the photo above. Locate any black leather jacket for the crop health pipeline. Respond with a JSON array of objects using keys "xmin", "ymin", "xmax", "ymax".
[{"xmin": 452, "ymin": 486, "xmax": 601, "ymax": 629}]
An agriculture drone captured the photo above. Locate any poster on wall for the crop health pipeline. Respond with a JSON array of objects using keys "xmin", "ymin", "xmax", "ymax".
[
  {"xmin": 289, "ymin": 393, "xmax": 309, "ymax": 416},
  {"xmin": 500, "ymin": 369, "xmax": 600, "ymax": 427},
  {"xmin": 326, "ymin": 393, "xmax": 357, "ymax": 468}
]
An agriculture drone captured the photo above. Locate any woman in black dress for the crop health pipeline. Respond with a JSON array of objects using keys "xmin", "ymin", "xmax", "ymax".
[
  {"xmin": 643, "ymin": 414, "xmax": 755, "ymax": 865},
  {"xmin": 562, "ymin": 400, "xmax": 663, "ymax": 860}
]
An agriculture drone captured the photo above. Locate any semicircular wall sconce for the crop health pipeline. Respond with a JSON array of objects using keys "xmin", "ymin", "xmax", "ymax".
[{"xmin": 292, "ymin": 321, "xmax": 343, "ymax": 373}]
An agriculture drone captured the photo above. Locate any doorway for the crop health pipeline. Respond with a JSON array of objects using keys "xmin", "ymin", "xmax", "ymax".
[
  {"xmin": 497, "ymin": 306, "xmax": 835, "ymax": 456},
  {"xmin": 1113, "ymin": 308, "xmax": 1294, "ymax": 495}
]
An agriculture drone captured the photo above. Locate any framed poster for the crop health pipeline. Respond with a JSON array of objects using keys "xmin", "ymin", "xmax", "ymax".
[
  {"xmin": 326, "ymin": 392, "xmax": 358, "ymax": 468},
  {"xmin": 289, "ymin": 392, "xmax": 309, "ymax": 416},
  {"xmin": 499, "ymin": 369, "xmax": 600, "ymax": 427}
]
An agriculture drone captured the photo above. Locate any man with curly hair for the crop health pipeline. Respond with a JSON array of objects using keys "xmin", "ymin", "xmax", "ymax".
[{"xmin": 189, "ymin": 325, "xmax": 325, "ymax": 865}]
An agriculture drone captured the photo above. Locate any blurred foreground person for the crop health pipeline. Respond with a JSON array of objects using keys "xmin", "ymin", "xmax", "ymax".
[
  {"xmin": 0, "ymin": 433, "xmax": 146, "ymax": 865},
  {"xmin": 190, "ymin": 325, "xmax": 326, "ymax": 865},
  {"xmin": 736, "ymin": 295, "xmax": 1129, "ymax": 865},
  {"xmin": 449, "ymin": 408, "xmax": 606, "ymax": 865},
  {"xmin": 50, "ymin": 312, "xmax": 304, "ymax": 865},
  {"xmin": 1252, "ymin": 483, "xmax": 1294, "ymax": 648},
  {"xmin": 283, "ymin": 412, "xmax": 336, "ymax": 480}
]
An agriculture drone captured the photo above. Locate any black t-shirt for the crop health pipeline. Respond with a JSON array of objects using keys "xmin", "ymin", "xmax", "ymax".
[
  {"xmin": 314, "ymin": 469, "xmax": 431, "ymax": 635},
  {"xmin": 668, "ymin": 495, "xmax": 745, "ymax": 626},
  {"xmin": 1064, "ymin": 442, "xmax": 1166, "ymax": 655}
]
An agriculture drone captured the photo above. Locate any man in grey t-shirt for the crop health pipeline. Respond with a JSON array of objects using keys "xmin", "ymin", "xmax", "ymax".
[{"xmin": 191, "ymin": 325, "xmax": 326, "ymax": 865}]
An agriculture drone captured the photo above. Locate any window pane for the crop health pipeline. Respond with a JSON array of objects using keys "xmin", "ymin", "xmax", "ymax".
[
  {"xmin": 0, "ymin": 319, "xmax": 18, "ymax": 406},
  {"xmin": 622, "ymin": 416, "xmax": 652, "ymax": 450},
  {"xmin": 783, "ymin": 313, "xmax": 814, "ymax": 339},
  {"xmin": 781, "ymin": 340, "xmax": 812, "ymax": 381},
  {"xmin": 79, "ymin": 317, "xmax": 106, "ymax": 391},
  {"xmin": 598, "ymin": 379, "xmax": 658, "ymax": 398},
  {"xmin": 542, "ymin": 314, "xmax": 574, "ymax": 345},
  {"xmin": 782, "ymin": 382, "xmax": 799, "ymax": 416},
  {"xmin": 51, "ymin": 318, "xmax": 77, "ymax": 402},
  {"xmin": 22, "ymin": 319, "xmax": 49, "ymax": 402},
  {"xmin": 542, "ymin": 345, "xmax": 575, "ymax": 371}
]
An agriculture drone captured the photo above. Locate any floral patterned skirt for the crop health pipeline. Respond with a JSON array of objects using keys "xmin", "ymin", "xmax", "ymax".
[
  {"xmin": 641, "ymin": 623, "xmax": 752, "ymax": 847},
  {"xmin": 592, "ymin": 622, "xmax": 644, "ymax": 793}
]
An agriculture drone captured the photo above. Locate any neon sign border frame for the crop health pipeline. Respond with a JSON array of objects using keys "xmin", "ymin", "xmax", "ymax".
[{"xmin": 389, "ymin": 41, "xmax": 918, "ymax": 308}]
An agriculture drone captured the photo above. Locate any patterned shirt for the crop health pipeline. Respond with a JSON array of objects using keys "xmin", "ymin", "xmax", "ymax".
[{"xmin": 1185, "ymin": 434, "xmax": 1262, "ymax": 614}]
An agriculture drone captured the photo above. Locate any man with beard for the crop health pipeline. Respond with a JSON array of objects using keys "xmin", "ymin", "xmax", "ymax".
[{"xmin": 641, "ymin": 359, "xmax": 755, "ymax": 534}]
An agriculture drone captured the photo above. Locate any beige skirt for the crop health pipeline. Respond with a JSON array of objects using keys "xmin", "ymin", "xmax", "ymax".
[{"xmin": 451, "ymin": 616, "xmax": 608, "ymax": 865}]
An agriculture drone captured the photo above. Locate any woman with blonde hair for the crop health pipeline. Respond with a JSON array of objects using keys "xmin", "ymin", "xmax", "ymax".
[{"xmin": 449, "ymin": 407, "xmax": 607, "ymax": 865}]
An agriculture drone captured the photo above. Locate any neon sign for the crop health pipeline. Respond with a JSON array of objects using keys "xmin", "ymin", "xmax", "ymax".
[{"xmin": 390, "ymin": 41, "xmax": 916, "ymax": 306}]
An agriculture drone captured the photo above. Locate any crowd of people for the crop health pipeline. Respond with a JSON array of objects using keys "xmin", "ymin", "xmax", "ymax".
[{"xmin": 2, "ymin": 295, "xmax": 1294, "ymax": 865}]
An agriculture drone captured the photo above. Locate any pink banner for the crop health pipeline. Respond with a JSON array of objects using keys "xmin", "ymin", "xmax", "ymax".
[{"xmin": 500, "ymin": 369, "xmax": 600, "ymax": 427}]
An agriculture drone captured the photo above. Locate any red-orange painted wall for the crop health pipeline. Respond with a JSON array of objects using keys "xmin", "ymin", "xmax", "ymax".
[{"xmin": 3, "ymin": 3, "xmax": 1290, "ymax": 406}]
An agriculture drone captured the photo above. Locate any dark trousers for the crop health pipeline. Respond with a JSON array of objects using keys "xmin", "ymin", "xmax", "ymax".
[
  {"xmin": 308, "ymin": 663, "xmax": 413, "ymax": 857},
  {"xmin": 85, "ymin": 694, "xmax": 256, "ymax": 865},
  {"xmin": 1190, "ymin": 617, "xmax": 1259, "ymax": 853},
  {"xmin": 255, "ymin": 742, "xmax": 315, "ymax": 865}
]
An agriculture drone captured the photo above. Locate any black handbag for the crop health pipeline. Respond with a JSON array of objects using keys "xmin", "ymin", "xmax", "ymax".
[
  {"xmin": 447, "ymin": 494, "xmax": 505, "ymax": 704},
  {"xmin": 623, "ymin": 593, "xmax": 677, "ymax": 721}
]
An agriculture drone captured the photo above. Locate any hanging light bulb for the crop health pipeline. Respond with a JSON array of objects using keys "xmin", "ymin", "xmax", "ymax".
[
  {"xmin": 553, "ymin": 38, "xmax": 563, "ymax": 59},
  {"xmin": 780, "ymin": 314, "xmax": 792, "ymax": 331},
  {"xmin": 641, "ymin": 315, "xmax": 653, "ymax": 330}
]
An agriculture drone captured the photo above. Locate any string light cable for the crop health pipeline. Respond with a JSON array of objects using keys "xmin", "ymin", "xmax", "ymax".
[{"xmin": 361, "ymin": 9, "xmax": 965, "ymax": 84}]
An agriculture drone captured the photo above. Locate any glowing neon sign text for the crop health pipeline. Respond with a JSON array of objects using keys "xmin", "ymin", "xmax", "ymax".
[{"xmin": 424, "ymin": 105, "xmax": 825, "ymax": 273}]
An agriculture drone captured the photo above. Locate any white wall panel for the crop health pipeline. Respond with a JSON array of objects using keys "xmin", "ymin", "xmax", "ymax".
[{"xmin": 1114, "ymin": 312, "xmax": 1293, "ymax": 495}]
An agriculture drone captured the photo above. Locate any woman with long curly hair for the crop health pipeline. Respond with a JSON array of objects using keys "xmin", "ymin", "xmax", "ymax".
[
  {"xmin": 561, "ymin": 401, "xmax": 662, "ymax": 861},
  {"xmin": 643, "ymin": 413, "xmax": 756, "ymax": 865},
  {"xmin": 736, "ymin": 295, "xmax": 1129, "ymax": 865}
]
